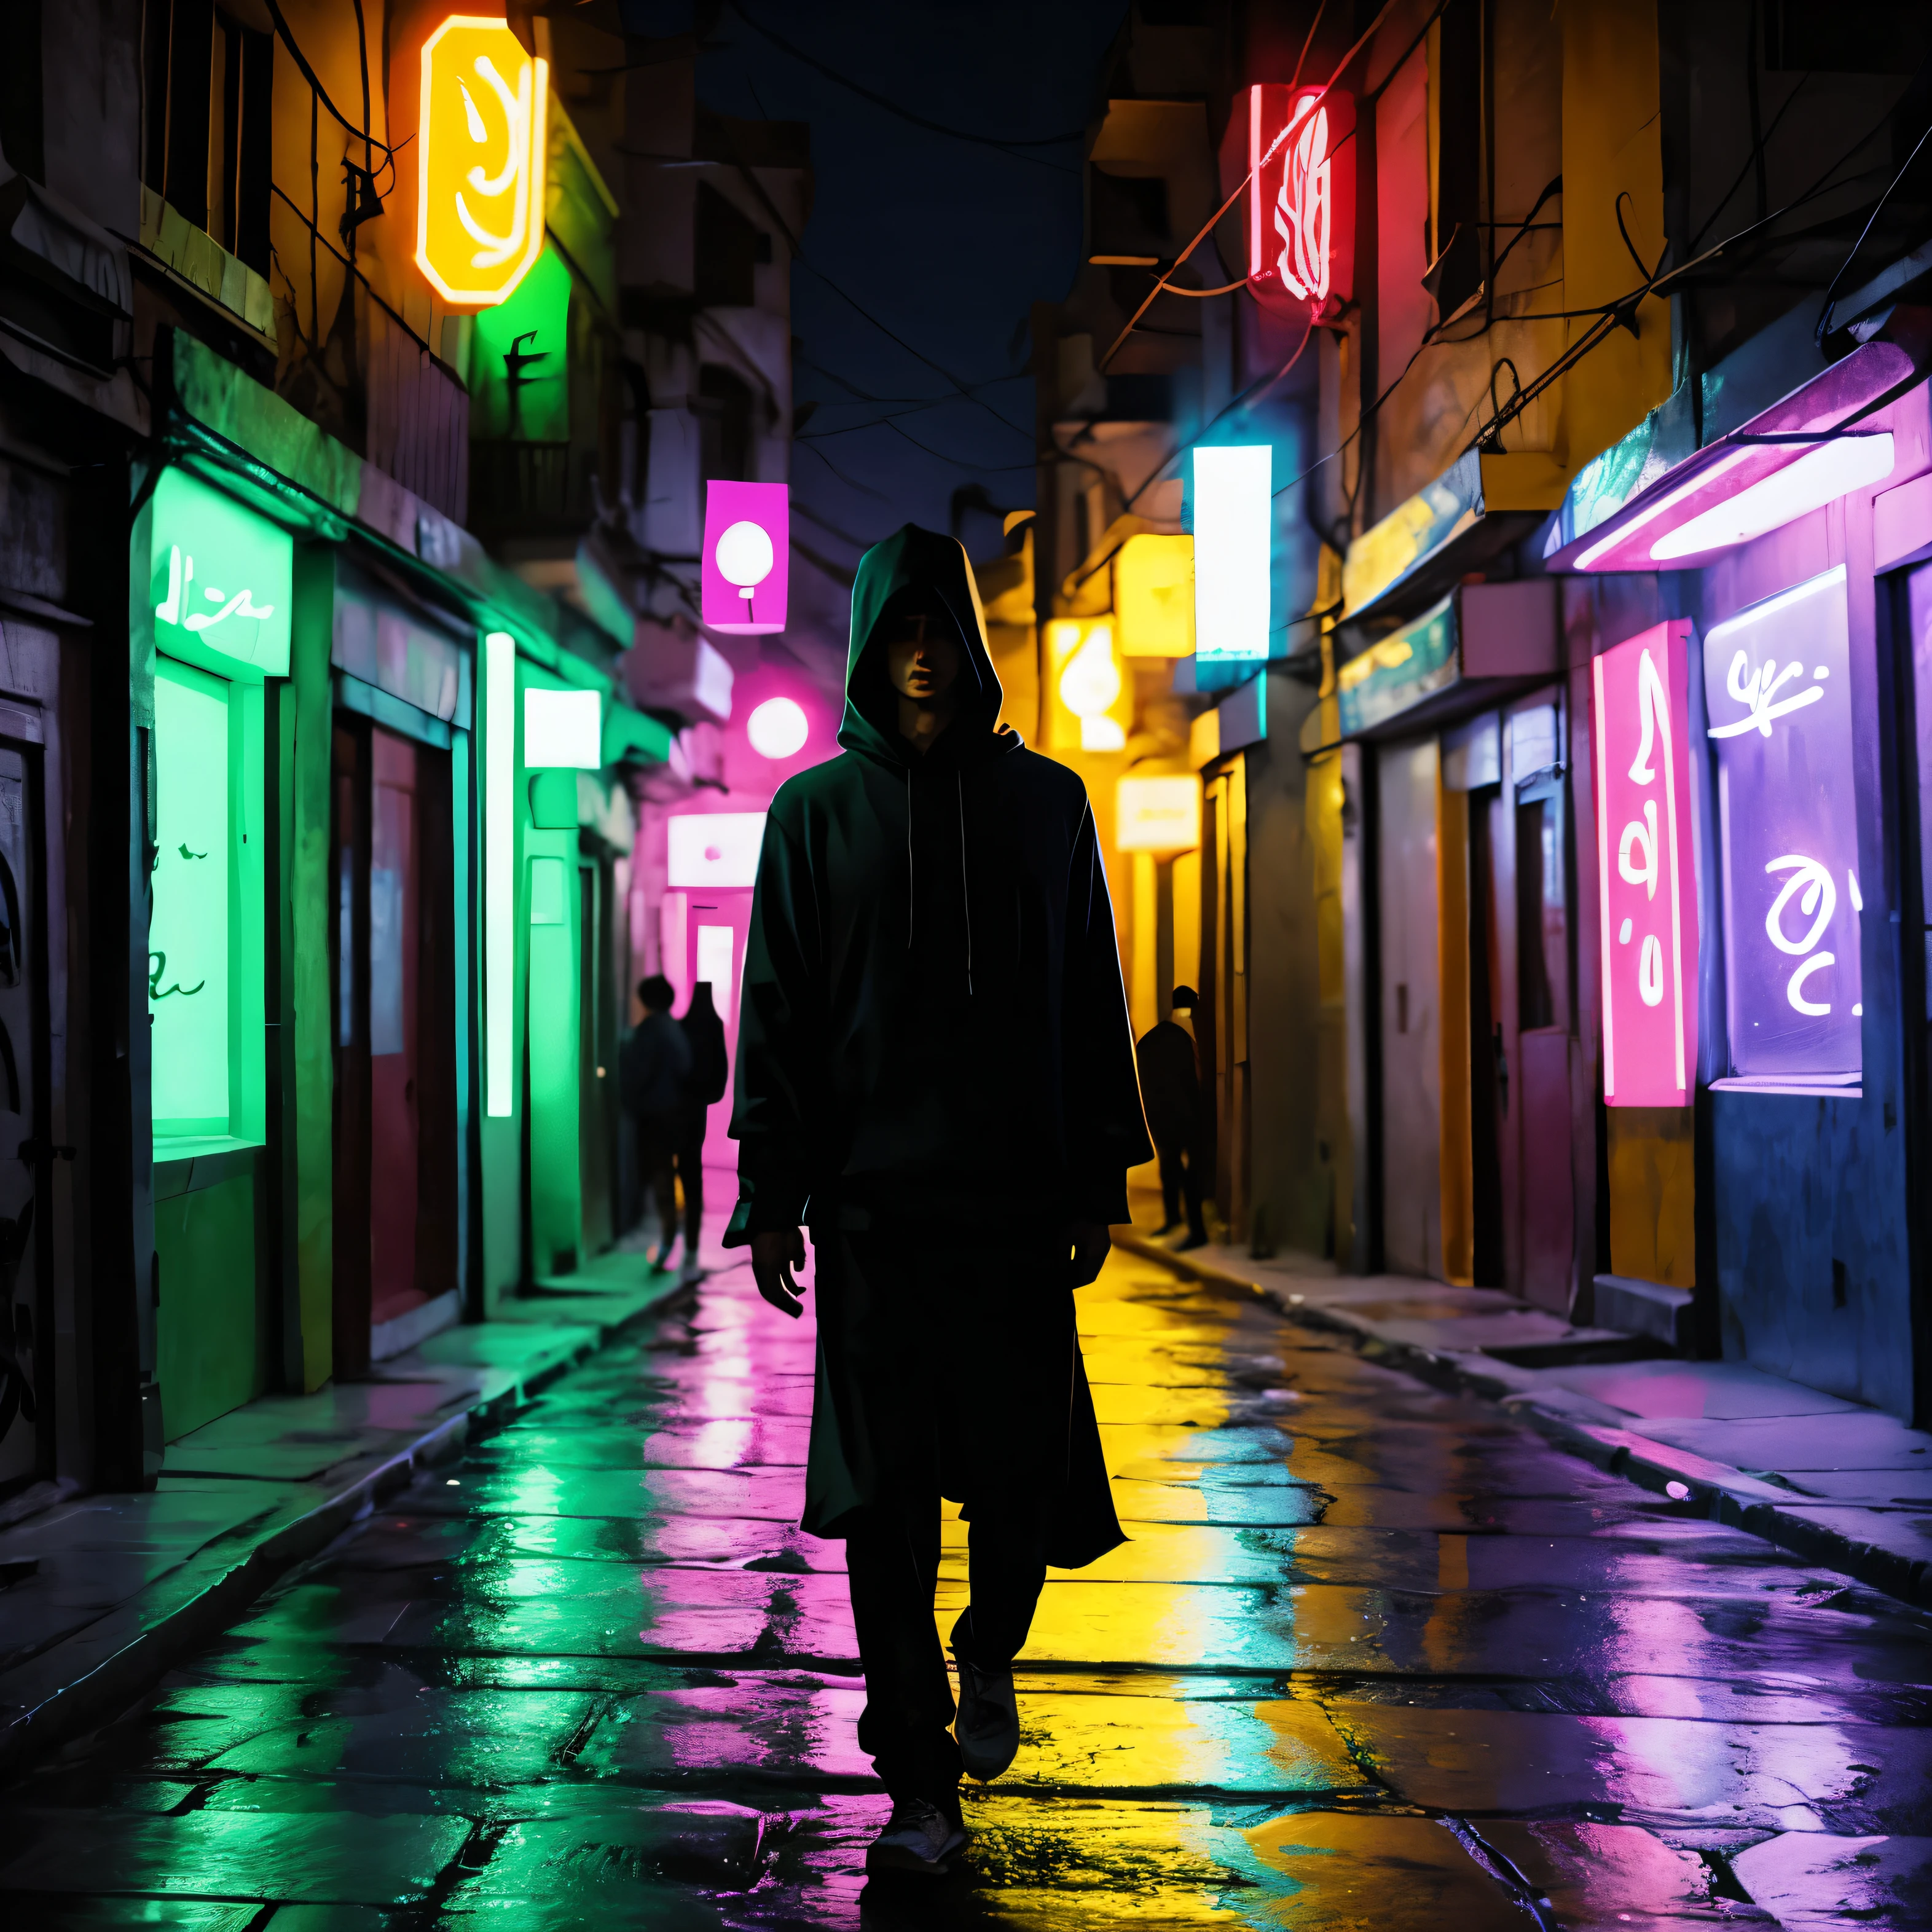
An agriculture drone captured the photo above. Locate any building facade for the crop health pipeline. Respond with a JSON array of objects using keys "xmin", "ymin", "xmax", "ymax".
[
  {"xmin": 1031, "ymin": 0, "xmax": 1932, "ymax": 1424},
  {"xmin": 0, "ymin": 0, "xmax": 809, "ymax": 1507}
]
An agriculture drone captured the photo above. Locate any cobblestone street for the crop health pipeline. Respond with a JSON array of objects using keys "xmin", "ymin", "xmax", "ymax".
[{"xmin": 5, "ymin": 1243, "xmax": 1930, "ymax": 1926}]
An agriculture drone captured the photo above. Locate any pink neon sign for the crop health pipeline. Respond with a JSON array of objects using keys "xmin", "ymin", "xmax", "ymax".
[
  {"xmin": 1593, "ymin": 619, "xmax": 1699, "ymax": 1106},
  {"xmin": 1247, "ymin": 84, "xmax": 1355, "ymax": 323},
  {"xmin": 701, "ymin": 481, "xmax": 789, "ymax": 635}
]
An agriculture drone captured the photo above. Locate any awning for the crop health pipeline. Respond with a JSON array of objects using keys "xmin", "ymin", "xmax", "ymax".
[
  {"xmin": 1542, "ymin": 339, "xmax": 1923, "ymax": 573},
  {"xmin": 1340, "ymin": 448, "xmax": 1567, "ymax": 626},
  {"xmin": 1299, "ymin": 579, "xmax": 1557, "ymax": 756}
]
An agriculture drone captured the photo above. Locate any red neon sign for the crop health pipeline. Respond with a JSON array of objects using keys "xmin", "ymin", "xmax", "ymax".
[
  {"xmin": 1593, "ymin": 620, "xmax": 1699, "ymax": 1106},
  {"xmin": 1248, "ymin": 84, "xmax": 1354, "ymax": 322}
]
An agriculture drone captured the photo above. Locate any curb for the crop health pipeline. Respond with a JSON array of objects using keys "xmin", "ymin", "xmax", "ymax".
[
  {"xmin": 1113, "ymin": 1230, "xmax": 1932, "ymax": 1610},
  {"xmin": 0, "ymin": 1281, "xmax": 691, "ymax": 1778}
]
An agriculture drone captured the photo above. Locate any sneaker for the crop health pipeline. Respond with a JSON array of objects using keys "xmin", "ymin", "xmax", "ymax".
[
  {"xmin": 954, "ymin": 1656, "xmax": 1020, "ymax": 1780},
  {"xmin": 866, "ymin": 1797, "xmax": 966, "ymax": 1876},
  {"xmin": 1175, "ymin": 1230, "xmax": 1209, "ymax": 1252}
]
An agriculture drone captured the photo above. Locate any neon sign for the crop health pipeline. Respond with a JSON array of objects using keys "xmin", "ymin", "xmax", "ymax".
[
  {"xmin": 701, "ymin": 481, "xmax": 790, "ymax": 635},
  {"xmin": 416, "ymin": 16, "xmax": 549, "ymax": 307},
  {"xmin": 1247, "ymin": 84, "xmax": 1354, "ymax": 322},
  {"xmin": 1193, "ymin": 445, "xmax": 1271, "ymax": 661},
  {"xmin": 1593, "ymin": 621, "xmax": 1698, "ymax": 1106},
  {"xmin": 1703, "ymin": 567, "xmax": 1861, "ymax": 1084},
  {"xmin": 149, "ymin": 468, "xmax": 292, "ymax": 680}
]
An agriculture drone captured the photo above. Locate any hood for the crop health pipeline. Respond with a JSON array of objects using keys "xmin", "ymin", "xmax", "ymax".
[{"xmin": 838, "ymin": 524, "xmax": 1021, "ymax": 768}]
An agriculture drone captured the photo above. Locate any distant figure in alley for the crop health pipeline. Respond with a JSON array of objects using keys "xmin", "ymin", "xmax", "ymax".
[
  {"xmin": 1136, "ymin": 985, "xmax": 1209, "ymax": 1251},
  {"xmin": 620, "ymin": 973, "xmax": 689, "ymax": 1272},
  {"xmin": 673, "ymin": 980, "xmax": 729, "ymax": 1282},
  {"xmin": 726, "ymin": 524, "xmax": 1152, "ymax": 1877}
]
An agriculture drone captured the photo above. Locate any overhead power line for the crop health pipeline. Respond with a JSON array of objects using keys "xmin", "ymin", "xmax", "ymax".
[{"xmin": 728, "ymin": 2, "xmax": 1084, "ymax": 171}]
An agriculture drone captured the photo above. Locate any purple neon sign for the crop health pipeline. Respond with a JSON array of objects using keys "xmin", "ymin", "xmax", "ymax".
[{"xmin": 1704, "ymin": 565, "xmax": 1861, "ymax": 1085}]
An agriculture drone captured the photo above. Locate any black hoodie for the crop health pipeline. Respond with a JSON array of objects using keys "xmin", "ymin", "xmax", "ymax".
[{"xmin": 724, "ymin": 524, "xmax": 1150, "ymax": 1241}]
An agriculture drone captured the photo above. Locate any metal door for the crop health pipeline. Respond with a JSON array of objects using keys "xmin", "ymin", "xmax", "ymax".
[
  {"xmin": 0, "ymin": 742, "xmax": 47, "ymax": 1490},
  {"xmin": 1510, "ymin": 705, "xmax": 1576, "ymax": 1312},
  {"xmin": 1378, "ymin": 737, "xmax": 1442, "ymax": 1278},
  {"xmin": 367, "ymin": 729, "xmax": 423, "ymax": 1329}
]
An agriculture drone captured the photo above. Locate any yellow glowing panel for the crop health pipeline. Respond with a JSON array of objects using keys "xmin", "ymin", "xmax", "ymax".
[
  {"xmin": 1048, "ymin": 618, "xmax": 1133, "ymax": 753},
  {"xmin": 417, "ymin": 16, "xmax": 550, "ymax": 307},
  {"xmin": 1115, "ymin": 533, "xmax": 1195, "ymax": 657},
  {"xmin": 1117, "ymin": 776, "xmax": 1201, "ymax": 853}
]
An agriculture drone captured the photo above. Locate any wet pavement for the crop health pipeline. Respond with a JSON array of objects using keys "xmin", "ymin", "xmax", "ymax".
[{"xmin": 6, "ymin": 1244, "xmax": 1932, "ymax": 1927}]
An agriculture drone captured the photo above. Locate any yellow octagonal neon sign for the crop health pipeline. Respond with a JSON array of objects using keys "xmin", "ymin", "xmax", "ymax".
[{"xmin": 417, "ymin": 15, "xmax": 549, "ymax": 307}]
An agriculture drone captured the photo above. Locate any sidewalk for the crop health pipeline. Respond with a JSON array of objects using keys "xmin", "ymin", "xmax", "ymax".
[
  {"xmin": 1118, "ymin": 1219, "xmax": 1932, "ymax": 1609},
  {"xmin": 0, "ymin": 1239, "xmax": 696, "ymax": 1776},
  {"xmin": 6, "ymin": 1236, "xmax": 1930, "ymax": 1923}
]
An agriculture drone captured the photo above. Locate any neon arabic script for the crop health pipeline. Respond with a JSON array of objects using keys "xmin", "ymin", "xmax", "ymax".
[
  {"xmin": 1707, "ymin": 648, "xmax": 1828, "ymax": 739},
  {"xmin": 1273, "ymin": 100, "xmax": 1331, "ymax": 305},
  {"xmin": 154, "ymin": 547, "xmax": 275, "ymax": 634},
  {"xmin": 455, "ymin": 55, "xmax": 535, "ymax": 271}
]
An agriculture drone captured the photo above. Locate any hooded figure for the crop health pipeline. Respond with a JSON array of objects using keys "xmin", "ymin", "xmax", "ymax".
[{"xmin": 725, "ymin": 524, "xmax": 1150, "ymax": 1869}]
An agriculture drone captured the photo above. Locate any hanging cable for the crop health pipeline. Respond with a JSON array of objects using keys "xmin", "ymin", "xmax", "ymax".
[
  {"xmin": 728, "ymin": 2, "xmax": 1084, "ymax": 170},
  {"xmin": 1816, "ymin": 108, "xmax": 1932, "ymax": 343},
  {"xmin": 259, "ymin": 0, "xmax": 404, "ymax": 184},
  {"xmin": 1098, "ymin": 0, "xmax": 1437, "ymax": 374}
]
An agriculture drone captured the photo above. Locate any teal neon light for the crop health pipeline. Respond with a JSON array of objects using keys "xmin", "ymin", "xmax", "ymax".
[
  {"xmin": 484, "ymin": 630, "xmax": 517, "ymax": 1117},
  {"xmin": 151, "ymin": 657, "xmax": 265, "ymax": 1149}
]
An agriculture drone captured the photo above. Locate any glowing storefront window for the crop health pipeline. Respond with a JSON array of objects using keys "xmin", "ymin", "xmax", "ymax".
[
  {"xmin": 667, "ymin": 813, "xmax": 766, "ymax": 889},
  {"xmin": 524, "ymin": 686, "xmax": 602, "ymax": 768},
  {"xmin": 1193, "ymin": 446, "xmax": 1271, "ymax": 662},
  {"xmin": 1704, "ymin": 565, "xmax": 1861, "ymax": 1084},
  {"xmin": 695, "ymin": 924, "xmax": 736, "ymax": 1024},
  {"xmin": 151, "ymin": 659, "xmax": 265, "ymax": 1147},
  {"xmin": 484, "ymin": 631, "xmax": 516, "ymax": 1118}
]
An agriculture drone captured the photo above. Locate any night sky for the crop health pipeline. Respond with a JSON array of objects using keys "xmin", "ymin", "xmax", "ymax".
[{"xmin": 619, "ymin": 0, "xmax": 1129, "ymax": 657}]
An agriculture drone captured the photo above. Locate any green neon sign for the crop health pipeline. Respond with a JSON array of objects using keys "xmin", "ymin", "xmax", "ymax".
[
  {"xmin": 150, "ymin": 468, "xmax": 293, "ymax": 681},
  {"xmin": 470, "ymin": 243, "xmax": 573, "ymax": 443}
]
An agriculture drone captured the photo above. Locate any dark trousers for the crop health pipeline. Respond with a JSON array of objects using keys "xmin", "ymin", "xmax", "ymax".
[
  {"xmin": 817, "ymin": 1229, "xmax": 1073, "ymax": 1813},
  {"xmin": 633, "ymin": 1112, "xmax": 678, "ymax": 1252},
  {"xmin": 1155, "ymin": 1132, "xmax": 1207, "ymax": 1239},
  {"xmin": 846, "ymin": 1486, "xmax": 1050, "ymax": 1812},
  {"xmin": 673, "ymin": 1132, "xmax": 704, "ymax": 1257}
]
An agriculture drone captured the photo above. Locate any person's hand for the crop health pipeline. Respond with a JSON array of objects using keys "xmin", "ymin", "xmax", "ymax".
[
  {"xmin": 1069, "ymin": 1220, "xmax": 1111, "ymax": 1287},
  {"xmin": 752, "ymin": 1228, "xmax": 809, "ymax": 1317}
]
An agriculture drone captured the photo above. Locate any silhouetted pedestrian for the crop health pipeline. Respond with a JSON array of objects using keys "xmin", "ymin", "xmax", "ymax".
[
  {"xmin": 673, "ymin": 980, "xmax": 729, "ymax": 1279},
  {"xmin": 620, "ymin": 973, "xmax": 689, "ymax": 1270},
  {"xmin": 1137, "ymin": 986, "xmax": 1208, "ymax": 1250},
  {"xmin": 728, "ymin": 524, "xmax": 1150, "ymax": 1877}
]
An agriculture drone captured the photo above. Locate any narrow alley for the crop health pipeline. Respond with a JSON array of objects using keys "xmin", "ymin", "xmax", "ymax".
[{"xmin": 7, "ymin": 1238, "xmax": 1928, "ymax": 1927}]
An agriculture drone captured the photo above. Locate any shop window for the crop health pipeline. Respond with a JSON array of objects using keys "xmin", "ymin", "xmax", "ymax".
[
  {"xmin": 141, "ymin": 0, "xmax": 273, "ymax": 275},
  {"xmin": 145, "ymin": 468, "xmax": 287, "ymax": 1151},
  {"xmin": 1703, "ymin": 565, "xmax": 1861, "ymax": 1086},
  {"xmin": 150, "ymin": 659, "xmax": 266, "ymax": 1147},
  {"xmin": 697, "ymin": 364, "xmax": 754, "ymax": 484},
  {"xmin": 1428, "ymin": 0, "xmax": 1484, "ymax": 318},
  {"xmin": 695, "ymin": 183, "xmax": 759, "ymax": 307},
  {"xmin": 0, "ymin": 1, "xmax": 43, "ymax": 182}
]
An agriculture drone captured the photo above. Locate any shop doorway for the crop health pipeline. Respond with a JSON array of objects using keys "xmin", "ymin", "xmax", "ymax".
[
  {"xmin": 1464, "ymin": 702, "xmax": 1575, "ymax": 1311},
  {"xmin": 578, "ymin": 852, "xmax": 624, "ymax": 1258},
  {"xmin": 1378, "ymin": 736, "xmax": 1443, "ymax": 1279},
  {"xmin": 331, "ymin": 719, "xmax": 458, "ymax": 1375},
  {"xmin": 0, "ymin": 730, "xmax": 50, "ymax": 1494}
]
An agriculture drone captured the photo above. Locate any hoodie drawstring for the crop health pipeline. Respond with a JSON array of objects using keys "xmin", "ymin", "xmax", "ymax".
[
  {"xmin": 957, "ymin": 771, "xmax": 973, "ymax": 997},
  {"xmin": 905, "ymin": 770, "xmax": 914, "ymax": 951}
]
